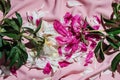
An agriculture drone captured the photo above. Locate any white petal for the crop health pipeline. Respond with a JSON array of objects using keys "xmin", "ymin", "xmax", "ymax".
[
  {"xmin": 67, "ymin": 0, "xmax": 82, "ymax": 7},
  {"xmin": 84, "ymin": 67, "xmax": 93, "ymax": 74},
  {"xmin": 103, "ymin": 69, "xmax": 112, "ymax": 74}
]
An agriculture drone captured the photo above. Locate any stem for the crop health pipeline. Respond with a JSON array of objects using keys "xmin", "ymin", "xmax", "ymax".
[
  {"xmin": 22, "ymin": 35, "xmax": 37, "ymax": 43},
  {"xmin": 88, "ymin": 30, "xmax": 105, "ymax": 33}
]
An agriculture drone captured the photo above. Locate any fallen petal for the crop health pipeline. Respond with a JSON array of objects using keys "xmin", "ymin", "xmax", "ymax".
[{"xmin": 43, "ymin": 62, "xmax": 52, "ymax": 74}]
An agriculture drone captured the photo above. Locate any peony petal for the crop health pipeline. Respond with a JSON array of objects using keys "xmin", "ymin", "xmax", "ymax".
[
  {"xmin": 71, "ymin": 43, "xmax": 79, "ymax": 53},
  {"xmin": 82, "ymin": 21, "xmax": 88, "ymax": 28},
  {"xmin": 90, "ymin": 40, "xmax": 97, "ymax": 49},
  {"xmin": 71, "ymin": 15, "xmax": 81, "ymax": 28},
  {"xmin": 43, "ymin": 62, "xmax": 52, "ymax": 74},
  {"xmin": 80, "ymin": 42, "xmax": 87, "ymax": 52},
  {"xmin": 56, "ymin": 36, "xmax": 67, "ymax": 45},
  {"xmin": 36, "ymin": 19, "xmax": 41, "ymax": 27},
  {"xmin": 65, "ymin": 53, "xmax": 73, "ymax": 59},
  {"xmin": 84, "ymin": 51, "xmax": 93, "ymax": 66},
  {"xmin": 27, "ymin": 15, "xmax": 33, "ymax": 22},
  {"xmin": 58, "ymin": 61, "xmax": 71, "ymax": 68},
  {"xmin": 64, "ymin": 12, "xmax": 72, "ymax": 23},
  {"xmin": 10, "ymin": 67, "xmax": 17, "ymax": 77},
  {"xmin": 58, "ymin": 47, "xmax": 62, "ymax": 56},
  {"xmin": 92, "ymin": 25, "xmax": 100, "ymax": 30},
  {"xmin": 64, "ymin": 44, "xmax": 72, "ymax": 52},
  {"xmin": 93, "ymin": 16, "xmax": 101, "ymax": 24},
  {"xmin": 53, "ymin": 20, "xmax": 68, "ymax": 36}
]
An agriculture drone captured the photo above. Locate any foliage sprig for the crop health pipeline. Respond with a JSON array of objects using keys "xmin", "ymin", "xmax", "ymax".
[{"xmin": 0, "ymin": 0, "xmax": 44, "ymax": 74}]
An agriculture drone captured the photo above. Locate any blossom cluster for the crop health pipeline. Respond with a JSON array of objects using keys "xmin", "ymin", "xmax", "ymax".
[
  {"xmin": 54, "ymin": 12, "xmax": 101, "ymax": 66},
  {"xmin": 25, "ymin": 11, "xmax": 101, "ymax": 74}
]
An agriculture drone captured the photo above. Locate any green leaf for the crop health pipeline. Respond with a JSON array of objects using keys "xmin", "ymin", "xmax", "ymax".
[
  {"xmin": 0, "ymin": 38, "xmax": 2, "ymax": 47},
  {"xmin": 15, "ymin": 12, "xmax": 22, "ymax": 27},
  {"xmin": 0, "ymin": 32, "xmax": 20, "ymax": 40},
  {"xmin": 0, "ymin": 1, "xmax": 4, "ymax": 13},
  {"xmin": 94, "ymin": 41, "xmax": 101, "ymax": 54},
  {"xmin": 0, "ymin": 0, "xmax": 6, "ymax": 14},
  {"xmin": 111, "ymin": 53, "xmax": 120, "ymax": 71},
  {"xmin": 105, "ymin": 27, "xmax": 120, "ymax": 35},
  {"xmin": 0, "ymin": 0, "xmax": 11, "ymax": 15},
  {"xmin": 34, "ymin": 20, "xmax": 42, "ymax": 34},
  {"xmin": 87, "ymin": 25, "xmax": 94, "ymax": 30},
  {"xmin": 8, "ymin": 47, "xmax": 19, "ymax": 68},
  {"xmin": 22, "ymin": 27, "xmax": 34, "ymax": 33},
  {"xmin": 17, "ymin": 42, "xmax": 28, "ymax": 61},
  {"xmin": 8, "ymin": 46, "xmax": 17, "ymax": 60},
  {"xmin": 89, "ymin": 31, "xmax": 104, "ymax": 36},
  {"xmin": 9, "ymin": 51, "xmax": 19, "ymax": 68},
  {"xmin": 99, "ymin": 42, "xmax": 105, "ymax": 61},
  {"xmin": 106, "ymin": 36, "xmax": 119, "ymax": 49},
  {"xmin": 0, "ymin": 52, "xmax": 3, "ymax": 59},
  {"xmin": 8, "ymin": 44, "xmax": 28, "ymax": 69},
  {"xmin": 113, "ymin": 35, "xmax": 120, "ymax": 41},
  {"xmin": 94, "ymin": 41, "xmax": 105, "ymax": 61},
  {"xmin": 3, "ymin": 18, "xmax": 19, "ymax": 31},
  {"xmin": 4, "ymin": 0, "xmax": 11, "ymax": 15},
  {"xmin": 103, "ymin": 18, "xmax": 115, "ymax": 24},
  {"xmin": 112, "ymin": 3, "xmax": 119, "ymax": 19}
]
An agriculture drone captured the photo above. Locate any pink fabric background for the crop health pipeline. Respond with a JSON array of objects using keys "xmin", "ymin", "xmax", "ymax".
[{"xmin": 0, "ymin": 0, "xmax": 120, "ymax": 80}]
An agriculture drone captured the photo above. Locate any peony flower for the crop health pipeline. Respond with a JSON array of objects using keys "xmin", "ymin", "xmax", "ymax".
[
  {"xmin": 54, "ymin": 12, "xmax": 100, "ymax": 66},
  {"xmin": 25, "ymin": 12, "xmax": 101, "ymax": 74}
]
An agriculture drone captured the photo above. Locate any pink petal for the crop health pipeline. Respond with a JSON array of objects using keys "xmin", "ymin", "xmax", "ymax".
[
  {"xmin": 64, "ymin": 37, "xmax": 79, "ymax": 53},
  {"xmin": 80, "ymin": 42, "xmax": 87, "ymax": 52},
  {"xmin": 65, "ymin": 53, "xmax": 73, "ymax": 59},
  {"xmin": 54, "ymin": 20, "xmax": 68, "ymax": 36},
  {"xmin": 27, "ymin": 16, "xmax": 33, "ymax": 22},
  {"xmin": 58, "ymin": 61, "xmax": 71, "ymax": 68},
  {"xmin": 64, "ymin": 12, "xmax": 72, "ymax": 23},
  {"xmin": 90, "ymin": 40, "xmax": 97, "ymax": 49},
  {"xmin": 56, "ymin": 36, "xmax": 75, "ymax": 45},
  {"xmin": 94, "ymin": 16, "xmax": 101, "ymax": 24},
  {"xmin": 43, "ymin": 62, "xmax": 52, "ymax": 74},
  {"xmin": 72, "ymin": 44, "xmax": 79, "ymax": 53},
  {"xmin": 56, "ymin": 36, "xmax": 67, "ymax": 45},
  {"xmin": 10, "ymin": 67, "xmax": 17, "ymax": 77},
  {"xmin": 84, "ymin": 51, "xmax": 93, "ymax": 66},
  {"xmin": 86, "ymin": 34, "xmax": 101, "ymax": 41},
  {"xmin": 58, "ymin": 47, "xmax": 62, "ymax": 56},
  {"xmin": 82, "ymin": 21, "xmax": 87, "ymax": 28},
  {"xmin": 92, "ymin": 25, "xmax": 100, "ymax": 30},
  {"xmin": 36, "ymin": 19, "xmax": 41, "ymax": 27},
  {"xmin": 71, "ymin": 15, "xmax": 81, "ymax": 28},
  {"xmin": 64, "ymin": 44, "xmax": 72, "ymax": 52}
]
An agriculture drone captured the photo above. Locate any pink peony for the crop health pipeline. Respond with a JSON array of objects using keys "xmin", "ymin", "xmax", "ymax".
[{"xmin": 54, "ymin": 12, "xmax": 100, "ymax": 65}]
